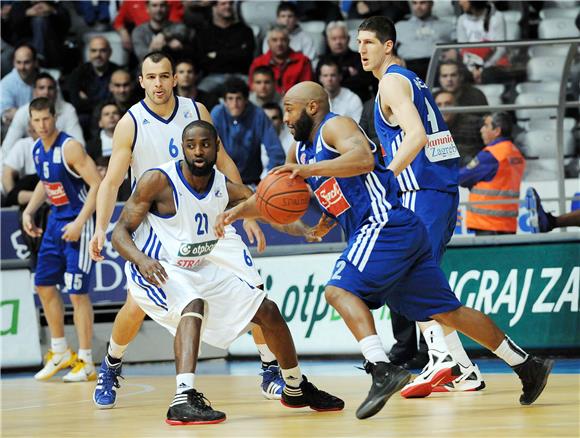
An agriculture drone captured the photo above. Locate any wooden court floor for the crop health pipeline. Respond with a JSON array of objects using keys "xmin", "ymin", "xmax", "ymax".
[{"xmin": 1, "ymin": 374, "xmax": 579, "ymax": 437}]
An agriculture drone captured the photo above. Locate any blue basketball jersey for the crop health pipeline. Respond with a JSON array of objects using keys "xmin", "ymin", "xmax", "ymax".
[
  {"xmin": 295, "ymin": 112, "xmax": 404, "ymax": 239},
  {"xmin": 374, "ymin": 65, "xmax": 459, "ymax": 193},
  {"xmin": 33, "ymin": 131, "xmax": 88, "ymax": 220}
]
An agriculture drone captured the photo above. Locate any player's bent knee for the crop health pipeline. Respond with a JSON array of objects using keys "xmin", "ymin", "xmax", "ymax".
[
  {"xmin": 253, "ymin": 298, "xmax": 282, "ymax": 327},
  {"xmin": 324, "ymin": 286, "xmax": 343, "ymax": 307},
  {"xmin": 430, "ymin": 307, "xmax": 463, "ymax": 326}
]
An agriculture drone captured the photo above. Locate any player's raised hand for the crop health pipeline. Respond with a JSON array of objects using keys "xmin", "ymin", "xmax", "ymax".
[
  {"xmin": 271, "ymin": 163, "xmax": 312, "ymax": 179},
  {"xmin": 22, "ymin": 211, "xmax": 43, "ymax": 238},
  {"xmin": 90, "ymin": 230, "xmax": 106, "ymax": 262},
  {"xmin": 136, "ymin": 256, "xmax": 167, "ymax": 287},
  {"xmin": 61, "ymin": 220, "xmax": 83, "ymax": 242},
  {"xmin": 243, "ymin": 219, "xmax": 266, "ymax": 253}
]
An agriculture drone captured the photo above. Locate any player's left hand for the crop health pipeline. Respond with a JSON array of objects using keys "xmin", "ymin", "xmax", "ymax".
[
  {"xmin": 271, "ymin": 163, "xmax": 313, "ymax": 179},
  {"xmin": 309, "ymin": 214, "xmax": 337, "ymax": 240},
  {"xmin": 61, "ymin": 220, "xmax": 83, "ymax": 242},
  {"xmin": 243, "ymin": 219, "xmax": 266, "ymax": 253}
]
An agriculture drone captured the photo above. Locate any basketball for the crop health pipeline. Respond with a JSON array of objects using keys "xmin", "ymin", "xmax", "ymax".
[{"xmin": 255, "ymin": 172, "xmax": 310, "ymax": 224}]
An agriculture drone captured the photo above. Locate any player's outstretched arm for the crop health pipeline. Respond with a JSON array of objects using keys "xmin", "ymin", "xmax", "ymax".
[
  {"xmin": 379, "ymin": 75, "xmax": 428, "ymax": 176},
  {"xmin": 61, "ymin": 140, "xmax": 102, "ymax": 242},
  {"xmin": 90, "ymin": 114, "xmax": 134, "ymax": 261},
  {"xmin": 111, "ymin": 171, "xmax": 170, "ymax": 287},
  {"xmin": 22, "ymin": 180, "xmax": 48, "ymax": 237}
]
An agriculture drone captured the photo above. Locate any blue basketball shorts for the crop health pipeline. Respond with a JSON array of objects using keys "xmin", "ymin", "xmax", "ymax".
[
  {"xmin": 34, "ymin": 216, "xmax": 94, "ymax": 294},
  {"xmin": 326, "ymin": 209, "xmax": 461, "ymax": 322},
  {"xmin": 401, "ymin": 189, "xmax": 459, "ymax": 264}
]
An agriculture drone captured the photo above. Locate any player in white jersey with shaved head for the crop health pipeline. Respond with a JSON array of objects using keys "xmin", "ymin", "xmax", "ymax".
[{"xmin": 89, "ymin": 51, "xmax": 284, "ymax": 409}]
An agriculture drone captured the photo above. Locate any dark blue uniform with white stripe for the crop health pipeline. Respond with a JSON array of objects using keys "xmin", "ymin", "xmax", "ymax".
[
  {"xmin": 296, "ymin": 113, "xmax": 460, "ymax": 320},
  {"xmin": 375, "ymin": 65, "xmax": 460, "ymax": 263},
  {"xmin": 33, "ymin": 132, "xmax": 94, "ymax": 293}
]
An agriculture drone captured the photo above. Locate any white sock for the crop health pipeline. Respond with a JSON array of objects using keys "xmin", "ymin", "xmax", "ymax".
[
  {"xmin": 108, "ymin": 337, "xmax": 128, "ymax": 360},
  {"xmin": 51, "ymin": 337, "xmax": 68, "ymax": 354},
  {"xmin": 359, "ymin": 335, "xmax": 388, "ymax": 364},
  {"xmin": 176, "ymin": 373, "xmax": 195, "ymax": 393},
  {"xmin": 281, "ymin": 366, "xmax": 302, "ymax": 388},
  {"xmin": 256, "ymin": 344, "xmax": 276, "ymax": 364},
  {"xmin": 78, "ymin": 349, "xmax": 93, "ymax": 364},
  {"xmin": 493, "ymin": 337, "xmax": 528, "ymax": 366},
  {"xmin": 420, "ymin": 323, "xmax": 449, "ymax": 354},
  {"xmin": 445, "ymin": 331, "xmax": 473, "ymax": 369}
]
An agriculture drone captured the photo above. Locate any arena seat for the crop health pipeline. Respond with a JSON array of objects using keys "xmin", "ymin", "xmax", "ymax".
[
  {"xmin": 538, "ymin": 18, "xmax": 580, "ymax": 39},
  {"xmin": 431, "ymin": 0, "xmax": 455, "ymax": 18},
  {"xmin": 521, "ymin": 129, "xmax": 575, "ymax": 158},
  {"xmin": 475, "ymin": 84, "xmax": 504, "ymax": 105},
  {"xmin": 516, "ymin": 81, "xmax": 561, "ymax": 94},
  {"xmin": 527, "ymin": 56, "xmax": 566, "ymax": 82},
  {"xmin": 528, "ymin": 44, "xmax": 570, "ymax": 58},
  {"xmin": 83, "ymin": 31, "xmax": 128, "ymax": 67},
  {"xmin": 502, "ymin": 10, "xmax": 522, "ymax": 40},
  {"xmin": 515, "ymin": 92, "xmax": 558, "ymax": 120},
  {"xmin": 346, "ymin": 18, "xmax": 363, "ymax": 31},
  {"xmin": 532, "ymin": 117, "xmax": 577, "ymax": 132},
  {"xmin": 239, "ymin": 1, "xmax": 277, "ymax": 33},
  {"xmin": 540, "ymin": 7, "xmax": 580, "ymax": 20}
]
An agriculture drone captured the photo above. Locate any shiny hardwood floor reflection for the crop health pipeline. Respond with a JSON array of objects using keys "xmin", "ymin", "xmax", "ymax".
[{"xmin": 2, "ymin": 374, "xmax": 578, "ymax": 437}]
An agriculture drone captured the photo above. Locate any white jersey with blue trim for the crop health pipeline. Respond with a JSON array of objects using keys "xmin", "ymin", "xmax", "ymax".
[
  {"xmin": 374, "ymin": 65, "xmax": 459, "ymax": 194},
  {"xmin": 133, "ymin": 161, "xmax": 229, "ymax": 270},
  {"xmin": 127, "ymin": 95, "xmax": 201, "ymax": 183}
]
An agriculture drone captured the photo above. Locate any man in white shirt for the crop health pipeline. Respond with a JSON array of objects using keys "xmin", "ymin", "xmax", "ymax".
[
  {"xmin": 2, "ymin": 127, "xmax": 37, "ymax": 206},
  {"xmin": 317, "ymin": 58, "xmax": 363, "ymax": 121},
  {"xmin": 2, "ymin": 73, "xmax": 85, "ymax": 153},
  {"xmin": 261, "ymin": 2, "xmax": 317, "ymax": 62}
]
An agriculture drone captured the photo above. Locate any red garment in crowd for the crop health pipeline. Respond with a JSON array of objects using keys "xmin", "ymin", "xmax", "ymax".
[
  {"xmin": 249, "ymin": 50, "xmax": 313, "ymax": 95},
  {"xmin": 113, "ymin": 0, "xmax": 184, "ymax": 30}
]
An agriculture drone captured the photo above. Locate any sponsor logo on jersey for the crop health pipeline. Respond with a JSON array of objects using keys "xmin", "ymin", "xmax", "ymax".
[
  {"xmin": 314, "ymin": 177, "xmax": 351, "ymax": 217},
  {"xmin": 184, "ymin": 110, "xmax": 193, "ymax": 119},
  {"xmin": 143, "ymin": 119, "xmax": 150, "ymax": 125},
  {"xmin": 43, "ymin": 181, "xmax": 70, "ymax": 206},
  {"xmin": 425, "ymin": 130, "xmax": 460, "ymax": 162},
  {"xmin": 214, "ymin": 189, "xmax": 223, "ymax": 198},
  {"xmin": 178, "ymin": 240, "xmax": 218, "ymax": 258}
]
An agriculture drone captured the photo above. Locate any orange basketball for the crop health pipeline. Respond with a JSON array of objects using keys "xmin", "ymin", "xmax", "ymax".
[{"xmin": 255, "ymin": 172, "xmax": 310, "ymax": 224}]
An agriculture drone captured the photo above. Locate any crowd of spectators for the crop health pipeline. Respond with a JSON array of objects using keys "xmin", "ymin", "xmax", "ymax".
[{"xmin": 0, "ymin": 0, "xmax": 578, "ymax": 226}]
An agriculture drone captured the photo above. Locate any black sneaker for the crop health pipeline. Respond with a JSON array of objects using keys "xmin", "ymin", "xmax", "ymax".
[
  {"xmin": 512, "ymin": 356, "xmax": 554, "ymax": 405},
  {"xmin": 356, "ymin": 361, "xmax": 411, "ymax": 420},
  {"xmin": 165, "ymin": 389, "xmax": 226, "ymax": 425},
  {"xmin": 281, "ymin": 375, "xmax": 344, "ymax": 411}
]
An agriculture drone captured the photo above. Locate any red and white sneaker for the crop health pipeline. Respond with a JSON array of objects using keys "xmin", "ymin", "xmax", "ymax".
[
  {"xmin": 432, "ymin": 364, "xmax": 486, "ymax": 393},
  {"xmin": 400, "ymin": 350, "xmax": 461, "ymax": 398}
]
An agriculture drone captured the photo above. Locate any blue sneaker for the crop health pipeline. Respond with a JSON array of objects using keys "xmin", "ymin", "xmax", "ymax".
[
  {"xmin": 93, "ymin": 357, "xmax": 123, "ymax": 409},
  {"xmin": 526, "ymin": 188, "xmax": 553, "ymax": 233},
  {"xmin": 260, "ymin": 364, "xmax": 285, "ymax": 400}
]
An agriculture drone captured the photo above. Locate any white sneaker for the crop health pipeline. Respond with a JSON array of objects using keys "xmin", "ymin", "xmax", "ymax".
[
  {"xmin": 34, "ymin": 349, "xmax": 76, "ymax": 381},
  {"xmin": 432, "ymin": 364, "xmax": 486, "ymax": 393},
  {"xmin": 63, "ymin": 359, "xmax": 97, "ymax": 382},
  {"xmin": 400, "ymin": 350, "xmax": 461, "ymax": 398}
]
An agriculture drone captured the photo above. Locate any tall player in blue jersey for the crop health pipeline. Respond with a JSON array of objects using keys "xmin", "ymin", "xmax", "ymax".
[
  {"xmin": 358, "ymin": 16, "xmax": 483, "ymax": 397},
  {"xmin": 22, "ymin": 97, "xmax": 102, "ymax": 382},
  {"xmin": 217, "ymin": 82, "xmax": 553, "ymax": 419}
]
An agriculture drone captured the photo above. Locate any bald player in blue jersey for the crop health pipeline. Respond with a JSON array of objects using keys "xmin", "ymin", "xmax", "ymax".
[
  {"xmin": 358, "ymin": 15, "xmax": 484, "ymax": 397},
  {"xmin": 216, "ymin": 81, "xmax": 553, "ymax": 420}
]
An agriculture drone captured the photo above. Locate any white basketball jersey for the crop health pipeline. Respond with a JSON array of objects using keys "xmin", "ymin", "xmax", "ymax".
[
  {"xmin": 135, "ymin": 161, "xmax": 230, "ymax": 270},
  {"xmin": 127, "ymin": 96, "xmax": 202, "ymax": 183}
]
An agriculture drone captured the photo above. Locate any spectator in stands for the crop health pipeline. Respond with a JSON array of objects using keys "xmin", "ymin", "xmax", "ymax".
[
  {"xmin": 131, "ymin": 0, "xmax": 195, "ymax": 61},
  {"xmin": 294, "ymin": 1, "xmax": 343, "ymax": 22},
  {"xmin": 460, "ymin": 112, "xmax": 525, "ymax": 235},
  {"xmin": 94, "ymin": 155, "xmax": 131, "ymax": 202},
  {"xmin": 175, "ymin": 59, "xmax": 219, "ymax": 111},
  {"xmin": 113, "ymin": 0, "xmax": 183, "ymax": 51},
  {"xmin": 0, "ymin": 44, "xmax": 38, "ymax": 127},
  {"xmin": 195, "ymin": 0, "xmax": 255, "ymax": 95},
  {"xmin": 396, "ymin": 0, "xmax": 454, "ymax": 81},
  {"xmin": 107, "ymin": 69, "xmax": 138, "ymax": 115},
  {"xmin": 317, "ymin": 58, "xmax": 363, "ymax": 121},
  {"xmin": 526, "ymin": 188, "xmax": 580, "ymax": 233},
  {"xmin": 261, "ymin": 2, "xmax": 318, "ymax": 62},
  {"xmin": 262, "ymin": 102, "xmax": 294, "ymax": 155},
  {"xmin": 346, "ymin": 1, "xmax": 409, "ymax": 22},
  {"xmin": 249, "ymin": 25, "xmax": 313, "ymax": 95},
  {"xmin": 210, "ymin": 78, "xmax": 285, "ymax": 186},
  {"xmin": 434, "ymin": 89, "xmax": 484, "ymax": 166},
  {"xmin": 249, "ymin": 66, "xmax": 282, "ymax": 108},
  {"xmin": 324, "ymin": 21, "xmax": 374, "ymax": 101},
  {"xmin": 3, "ymin": 73, "xmax": 85, "ymax": 152},
  {"xmin": 74, "ymin": 1, "xmax": 111, "ymax": 30},
  {"xmin": 438, "ymin": 60, "xmax": 488, "ymax": 106},
  {"xmin": 182, "ymin": 0, "xmax": 212, "ymax": 31},
  {"xmin": 86, "ymin": 102, "xmax": 121, "ymax": 160},
  {"xmin": 457, "ymin": 0, "xmax": 509, "ymax": 82},
  {"xmin": 2, "ymin": 122, "xmax": 38, "ymax": 207},
  {"xmin": 64, "ymin": 36, "xmax": 120, "ymax": 134},
  {"xmin": 7, "ymin": 1, "xmax": 70, "ymax": 68}
]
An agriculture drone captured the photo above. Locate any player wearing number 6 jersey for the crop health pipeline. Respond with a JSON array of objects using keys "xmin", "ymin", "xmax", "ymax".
[
  {"xmin": 358, "ymin": 16, "xmax": 483, "ymax": 396},
  {"xmin": 90, "ymin": 52, "xmax": 283, "ymax": 409}
]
